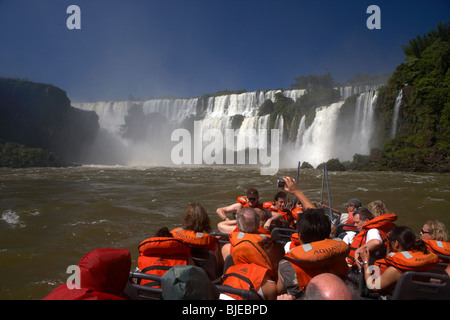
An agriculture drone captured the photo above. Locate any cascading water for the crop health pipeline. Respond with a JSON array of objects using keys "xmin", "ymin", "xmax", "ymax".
[
  {"xmin": 390, "ymin": 89, "xmax": 403, "ymax": 138},
  {"xmin": 288, "ymin": 90, "xmax": 379, "ymax": 168},
  {"xmin": 294, "ymin": 116, "xmax": 306, "ymax": 150},
  {"xmin": 73, "ymin": 86, "xmax": 382, "ymax": 169},
  {"xmin": 291, "ymin": 102, "xmax": 345, "ymax": 168},
  {"xmin": 350, "ymin": 90, "xmax": 378, "ymax": 155}
]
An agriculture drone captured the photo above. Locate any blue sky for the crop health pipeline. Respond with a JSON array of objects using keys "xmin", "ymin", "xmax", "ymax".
[{"xmin": 0, "ymin": 0, "xmax": 448, "ymax": 102}]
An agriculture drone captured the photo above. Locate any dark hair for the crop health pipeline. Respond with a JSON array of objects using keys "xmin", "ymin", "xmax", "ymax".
[
  {"xmin": 154, "ymin": 227, "xmax": 173, "ymax": 237},
  {"xmin": 297, "ymin": 208, "xmax": 331, "ymax": 243},
  {"xmin": 388, "ymin": 226, "xmax": 428, "ymax": 254},
  {"xmin": 354, "ymin": 207, "xmax": 373, "ymax": 221},
  {"xmin": 274, "ymin": 191, "xmax": 287, "ymax": 201}
]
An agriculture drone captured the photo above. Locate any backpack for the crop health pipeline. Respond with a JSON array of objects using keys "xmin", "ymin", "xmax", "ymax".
[{"xmin": 161, "ymin": 265, "xmax": 219, "ymax": 300}]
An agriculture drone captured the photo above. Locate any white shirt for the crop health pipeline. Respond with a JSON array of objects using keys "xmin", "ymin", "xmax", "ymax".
[
  {"xmin": 366, "ymin": 228, "xmax": 382, "ymax": 243},
  {"xmin": 344, "ymin": 228, "xmax": 382, "ymax": 245}
]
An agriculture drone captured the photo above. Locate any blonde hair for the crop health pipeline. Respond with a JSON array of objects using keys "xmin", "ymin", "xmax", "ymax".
[
  {"xmin": 425, "ymin": 220, "xmax": 449, "ymax": 241},
  {"xmin": 367, "ymin": 200, "xmax": 388, "ymax": 218}
]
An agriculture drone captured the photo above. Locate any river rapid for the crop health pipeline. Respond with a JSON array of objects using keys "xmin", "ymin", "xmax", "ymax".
[{"xmin": 1, "ymin": 165, "xmax": 449, "ymax": 299}]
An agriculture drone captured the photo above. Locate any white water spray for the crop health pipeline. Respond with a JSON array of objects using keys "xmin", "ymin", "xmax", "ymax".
[{"xmin": 390, "ymin": 89, "xmax": 403, "ymax": 138}]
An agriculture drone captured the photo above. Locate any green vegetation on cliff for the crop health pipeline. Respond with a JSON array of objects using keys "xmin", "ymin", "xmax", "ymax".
[
  {"xmin": 376, "ymin": 21, "xmax": 450, "ymax": 172},
  {"xmin": 0, "ymin": 78, "xmax": 99, "ymax": 167},
  {"xmin": 0, "ymin": 140, "xmax": 68, "ymax": 168}
]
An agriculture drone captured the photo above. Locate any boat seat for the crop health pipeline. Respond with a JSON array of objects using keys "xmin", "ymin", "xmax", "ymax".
[
  {"xmin": 222, "ymin": 254, "xmax": 235, "ymax": 275},
  {"xmin": 210, "ymin": 231, "xmax": 230, "ymax": 246},
  {"xmin": 428, "ymin": 254, "xmax": 450, "ymax": 275},
  {"xmin": 271, "ymin": 227, "xmax": 296, "ymax": 245},
  {"xmin": 391, "ymin": 271, "xmax": 450, "ymax": 300},
  {"xmin": 190, "ymin": 248, "xmax": 221, "ymax": 282},
  {"xmin": 124, "ymin": 271, "xmax": 163, "ymax": 300},
  {"xmin": 333, "ymin": 223, "xmax": 357, "ymax": 239},
  {"xmin": 216, "ymin": 285, "xmax": 262, "ymax": 300}
]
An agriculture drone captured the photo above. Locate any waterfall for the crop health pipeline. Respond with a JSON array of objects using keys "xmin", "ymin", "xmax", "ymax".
[
  {"xmin": 274, "ymin": 115, "xmax": 284, "ymax": 148},
  {"xmin": 73, "ymin": 86, "xmax": 382, "ymax": 169},
  {"xmin": 338, "ymin": 84, "xmax": 382, "ymax": 100},
  {"xmin": 390, "ymin": 89, "xmax": 403, "ymax": 138},
  {"xmin": 288, "ymin": 90, "xmax": 379, "ymax": 168},
  {"xmin": 291, "ymin": 102, "xmax": 344, "ymax": 168},
  {"xmin": 349, "ymin": 90, "xmax": 378, "ymax": 155},
  {"xmin": 295, "ymin": 115, "xmax": 306, "ymax": 149}
]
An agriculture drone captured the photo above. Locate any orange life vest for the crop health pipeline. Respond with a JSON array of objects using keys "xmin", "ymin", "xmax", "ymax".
[
  {"xmin": 263, "ymin": 201, "xmax": 295, "ymax": 227},
  {"xmin": 375, "ymin": 250, "xmax": 439, "ymax": 274},
  {"xmin": 285, "ymin": 238, "xmax": 350, "ymax": 291},
  {"xmin": 221, "ymin": 263, "xmax": 267, "ymax": 300},
  {"xmin": 344, "ymin": 212, "xmax": 355, "ymax": 228},
  {"xmin": 237, "ymin": 196, "xmax": 264, "ymax": 209},
  {"xmin": 347, "ymin": 213, "xmax": 397, "ymax": 266},
  {"xmin": 229, "ymin": 231, "xmax": 270, "ymax": 252},
  {"xmin": 231, "ymin": 235, "xmax": 275, "ymax": 278},
  {"xmin": 170, "ymin": 227, "xmax": 218, "ymax": 251},
  {"xmin": 138, "ymin": 237, "xmax": 191, "ymax": 287},
  {"xmin": 232, "ymin": 225, "xmax": 271, "ymax": 235},
  {"xmin": 288, "ymin": 232, "xmax": 301, "ymax": 250},
  {"xmin": 291, "ymin": 204, "xmax": 303, "ymax": 222},
  {"xmin": 423, "ymin": 239, "xmax": 450, "ymax": 258}
]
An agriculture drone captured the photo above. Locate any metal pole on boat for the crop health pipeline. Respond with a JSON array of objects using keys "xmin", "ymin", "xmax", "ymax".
[
  {"xmin": 324, "ymin": 164, "xmax": 333, "ymax": 226},
  {"xmin": 292, "ymin": 161, "xmax": 301, "ymax": 206},
  {"xmin": 320, "ymin": 166, "xmax": 325, "ymax": 205}
]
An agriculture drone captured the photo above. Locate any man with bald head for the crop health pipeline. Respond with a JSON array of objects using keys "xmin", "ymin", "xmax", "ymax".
[
  {"xmin": 277, "ymin": 273, "xmax": 354, "ymax": 300},
  {"xmin": 303, "ymin": 273, "xmax": 353, "ymax": 300}
]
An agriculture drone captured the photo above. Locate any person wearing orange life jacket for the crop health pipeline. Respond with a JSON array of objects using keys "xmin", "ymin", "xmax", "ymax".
[
  {"xmin": 290, "ymin": 202, "xmax": 303, "ymax": 226},
  {"xmin": 339, "ymin": 198, "xmax": 362, "ymax": 227},
  {"xmin": 263, "ymin": 191, "xmax": 295, "ymax": 229},
  {"xmin": 220, "ymin": 237, "xmax": 285, "ymax": 300},
  {"xmin": 137, "ymin": 227, "xmax": 195, "ymax": 287},
  {"xmin": 361, "ymin": 226, "xmax": 439, "ymax": 295},
  {"xmin": 279, "ymin": 176, "xmax": 317, "ymax": 211},
  {"xmin": 348, "ymin": 208, "xmax": 398, "ymax": 269},
  {"xmin": 420, "ymin": 219, "xmax": 449, "ymax": 245},
  {"xmin": 217, "ymin": 207, "xmax": 271, "ymax": 235},
  {"xmin": 221, "ymin": 207, "xmax": 271, "ymax": 260},
  {"xmin": 171, "ymin": 203, "xmax": 223, "ymax": 268},
  {"xmin": 277, "ymin": 176, "xmax": 318, "ymax": 252},
  {"xmin": 420, "ymin": 220, "xmax": 450, "ymax": 275},
  {"xmin": 277, "ymin": 208, "xmax": 350, "ymax": 299},
  {"xmin": 216, "ymin": 188, "xmax": 264, "ymax": 222}
]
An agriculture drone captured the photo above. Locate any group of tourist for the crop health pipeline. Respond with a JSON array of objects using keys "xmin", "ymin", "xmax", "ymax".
[{"xmin": 44, "ymin": 176, "xmax": 449, "ymax": 300}]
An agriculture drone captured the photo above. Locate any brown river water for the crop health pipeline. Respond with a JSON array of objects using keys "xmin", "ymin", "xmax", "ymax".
[{"xmin": 0, "ymin": 165, "xmax": 449, "ymax": 299}]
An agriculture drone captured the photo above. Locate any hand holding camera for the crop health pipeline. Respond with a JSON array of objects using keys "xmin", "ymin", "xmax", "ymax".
[
  {"xmin": 276, "ymin": 179, "xmax": 286, "ymax": 188},
  {"xmin": 277, "ymin": 176, "xmax": 299, "ymax": 194}
]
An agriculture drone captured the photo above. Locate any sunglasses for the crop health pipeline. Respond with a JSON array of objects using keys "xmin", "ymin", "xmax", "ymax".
[{"xmin": 421, "ymin": 229, "xmax": 430, "ymax": 234}]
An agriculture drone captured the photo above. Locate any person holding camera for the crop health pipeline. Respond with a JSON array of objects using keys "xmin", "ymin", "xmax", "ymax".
[{"xmin": 278, "ymin": 176, "xmax": 316, "ymax": 211}]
